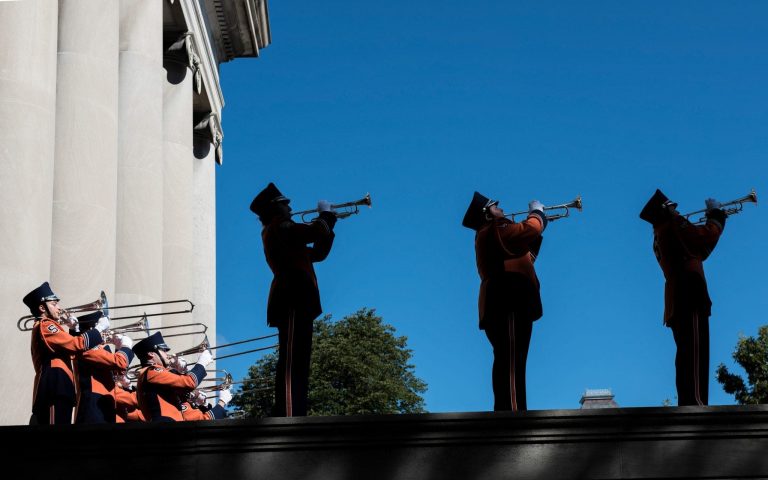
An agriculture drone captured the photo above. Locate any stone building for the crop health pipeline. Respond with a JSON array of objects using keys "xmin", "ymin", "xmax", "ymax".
[
  {"xmin": 579, "ymin": 388, "xmax": 620, "ymax": 409},
  {"xmin": 0, "ymin": 0, "xmax": 270, "ymax": 425}
]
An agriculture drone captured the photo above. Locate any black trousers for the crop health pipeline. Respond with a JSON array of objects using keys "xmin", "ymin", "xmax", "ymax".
[
  {"xmin": 273, "ymin": 310, "xmax": 314, "ymax": 417},
  {"xmin": 485, "ymin": 313, "xmax": 533, "ymax": 411},
  {"xmin": 670, "ymin": 311, "xmax": 710, "ymax": 406},
  {"xmin": 31, "ymin": 396, "xmax": 74, "ymax": 425}
]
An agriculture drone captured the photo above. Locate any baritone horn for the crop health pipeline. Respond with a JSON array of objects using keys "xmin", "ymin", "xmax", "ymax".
[
  {"xmin": 505, "ymin": 195, "xmax": 583, "ymax": 222},
  {"xmin": 683, "ymin": 189, "xmax": 758, "ymax": 225},
  {"xmin": 292, "ymin": 193, "xmax": 372, "ymax": 223}
]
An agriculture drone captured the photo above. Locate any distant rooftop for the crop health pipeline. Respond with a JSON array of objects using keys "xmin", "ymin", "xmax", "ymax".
[{"xmin": 580, "ymin": 388, "xmax": 619, "ymax": 409}]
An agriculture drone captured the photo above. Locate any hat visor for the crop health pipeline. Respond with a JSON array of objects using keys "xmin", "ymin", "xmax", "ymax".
[
  {"xmin": 42, "ymin": 295, "xmax": 60, "ymax": 302},
  {"xmin": 156, "ymin": 343, "xmax": 171, "ymax": 352}
]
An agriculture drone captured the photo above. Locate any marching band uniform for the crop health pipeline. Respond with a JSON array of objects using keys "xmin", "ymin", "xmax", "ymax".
[
  {"xmin": 133, "ymin": 332, "xmax": 208, "ymax": 422},
  {"xmin": 73, "ymin": 311, "xmax": 134, "ymax": 424},
  {"xmin": 180, "ymin": 393, "xmax": 228, "ymax": 421},
  {"xmin": 25, "ymin": 282, "xmax": 104, "ymax": 425},
  {"xmin": 463, "ymin": 192, "xmax": 546, "ymax": 411},
  {"xmin": 251, "ymin": 183, "xmax": 337, "ymax": 417},
  {"xmin": 115, "ymin": 384, "xmax": 145, "ymax": 423},
  {"xmin": 640, "ymin": 189, "xmax": 726, "ymax": 406}
]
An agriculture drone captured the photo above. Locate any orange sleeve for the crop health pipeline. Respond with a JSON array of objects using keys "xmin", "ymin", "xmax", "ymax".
[
  {"xmin": 81, "ymin": 347, "xmax": 130, "ymax": 370},
  {"xmin": 181, "ymin": 404, "xmax": 210, "ymax": 421},
  {"xmin": 39, "ymin": 319, "xmax": 101, "ymax": 354},
  {"xmin": 681, "ymin": 221, "xmax": 723, "ymax": 260},
  {"xmin": 494, "ymin": 215, "xmax": 545, "ymax": 256},
  {"xmin": 114, "ymin": 387, "xmax": 138, "ymax": 408},
  {"xmin": 145, "ymin": 367, "xmax": 199, "ymax": 391}
]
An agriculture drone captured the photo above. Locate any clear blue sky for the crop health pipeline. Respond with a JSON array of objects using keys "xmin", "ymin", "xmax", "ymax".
[{"xmin": 214, "ymin": 1, "xmax": 768, "ymax": 412}]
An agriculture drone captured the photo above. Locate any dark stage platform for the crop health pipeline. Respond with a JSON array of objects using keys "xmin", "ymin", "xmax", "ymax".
[{"xmin": 6, "ymin": 405, "xmax": 768, "ymax": 479}]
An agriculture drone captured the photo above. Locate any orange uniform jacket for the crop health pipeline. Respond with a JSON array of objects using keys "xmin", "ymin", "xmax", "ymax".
[
  {"xmin": 74, "ymin": 344, "xmax": 134, "ymax": 423},
  {"xmin": 474, "ymin": 214, "xmax": 545, "ymax": 329},
  {"xmin": 115, "ymin": 386, "xmax": 145, "ymax": 422},
  {"xmin": 31, "ymin": 319, "xmax": 103, "ymax": 415},
  {"xmin": 136, "ymin": 363, "xmax": 206, "ymax": 422},
  {"xmin": 262, "ymin": 212, "xmax": 336, "ymax": 326},
  {"xmin": 653, "ymin": 215, "xmax": 724, "ymax": 325},
  {"xmin": 180, "ymin": 401, "xmax": 226, "ymax": 421}
]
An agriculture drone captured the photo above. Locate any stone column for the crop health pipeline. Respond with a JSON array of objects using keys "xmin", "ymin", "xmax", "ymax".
[
  {"xmin": 162, "ymin": 34, "xmax": 196, "ymax": 351},
  {"xmin": 51, "ymin": 0, "xmax": 119, "ymax": 304},
  {"xmin": 192, "ymin": 114, "xmax": 222, "ymax": 367},
  {"xmin": 0, "ymin": 0, "xmax": 58, "ymax": 426},
  {"xmin": 115, "ymin": 0, "xmax": 163, "ymax": 316}
]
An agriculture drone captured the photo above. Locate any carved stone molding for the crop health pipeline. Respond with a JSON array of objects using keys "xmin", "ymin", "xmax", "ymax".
[
  {"xmin": 194, "ymin": 113, "xmax": 224, "ymax": 165},
  {"xmin": 166, "ymin": 32, "xmax": 202, "ymax": 94}
]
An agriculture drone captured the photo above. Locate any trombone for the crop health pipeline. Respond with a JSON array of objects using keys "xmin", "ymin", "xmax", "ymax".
[
  {"xmin": 291, "ymin": 193, "xmax": 372, "ymax": 223},
  {"xmin": 505, "ymin": 196, "xmax": 583, "ymax": 222},
  {"xmin": 173, "ymin": 334, "xmax": 279, "ymax": 361},
  {"xmin": 682, "ymin": 189, "xmax": 758, "ymax": 225},
  {"xmin": 17, "ymin": 291, "xmax": 195, "ymax": 332}
]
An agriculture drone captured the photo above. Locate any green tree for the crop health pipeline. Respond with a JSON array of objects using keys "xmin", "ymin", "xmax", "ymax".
[
  {"xmin": 716, "ymin": 325, "xmax": 768, "ymax": 404},
  {"xmin": 231, "ymin": 308, "xmax": 428, "ymax": 418}
]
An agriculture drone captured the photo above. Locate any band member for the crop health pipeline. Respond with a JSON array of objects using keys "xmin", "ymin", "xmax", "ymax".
[
  {"xmin": 181, "ymin": 388, "xmax": 232, "ymax": 421},
  {"xmin": 250, "ymin": 182, "xmax": 337, "ymax": 417},
  {"xmin": 132, "ymin": 331, "xmax": 212, "ymax": 422},
  {"xmin": 462, "ymin": 192, "xmax": 547, "ymax": 411},
  {"xmin": 24, "ymin": 282, "xmax": 108, "ymax": 424},
  {"xmin": 640, "ymin": 189, "xmax": 726, "ymax": 406},
  {"xmin": 73, "ymin": 311, "xmax": 134, "ymax": 424},
  {"xmin": 114, "ymin": 373, "xmax": 145, "ymax": 422}
]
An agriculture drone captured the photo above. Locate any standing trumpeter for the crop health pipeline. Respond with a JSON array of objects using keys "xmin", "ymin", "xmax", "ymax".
[
  {"xmin": 250, "ymin": 182, "xmax": 337, "ymax": 417},
  {"xmin": 462, "ymin": 192, "xmax": 546, "ymax": 411},
  {"xmin": 24, "ymin": 282, "xmax": 108, "ymax": 424},
  {"xmin": 640, "ymin": 189, "xmax": 726, "ymax": 406}
]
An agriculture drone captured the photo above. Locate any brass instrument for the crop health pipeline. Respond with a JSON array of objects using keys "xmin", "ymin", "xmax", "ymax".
[
  {"xmin": 505, "ymin": 196, "xmax": 583, "ymax": 222},
  {"xmin": 173, "ymin": 333, "xmax": 278, "ymax": 361},
  {"xmin": 291, "ymin": 193, "xmax": 372, "ymax": 223},
  {"xmin": 17, "ymin": 291, "xmax": 195, "ymax": 332},
  {"xmin": 682, "ymin": 189, "xmax": 758, "ymax": 225}
]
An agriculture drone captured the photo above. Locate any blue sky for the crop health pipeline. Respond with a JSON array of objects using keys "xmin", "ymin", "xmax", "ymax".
[{"xmin": 213, "ymin": 1, "xmax": 768, "ymax": 412}]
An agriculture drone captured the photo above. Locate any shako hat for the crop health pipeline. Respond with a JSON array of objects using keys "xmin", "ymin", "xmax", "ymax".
[
  {"xmin": 250, "ymin": 182, "xmax": 290, "ymax": 217},
  {"xmin": 132, "ymin": 331, "xmax": 171, "ymax": 358},
  {"xmin": 22, "ymin": 282, "xmax": 60, "ymax": 315},
  {"xmin": 77, "ymin": 311, "xmax": 103, "ymax": 330},
  {"xmin": 639, "ymin": 189, "xmax": 677, "ymax": 225},
  {"xmin": 462, "ymin": 191, "xmax": 498, "ymax": 231}
]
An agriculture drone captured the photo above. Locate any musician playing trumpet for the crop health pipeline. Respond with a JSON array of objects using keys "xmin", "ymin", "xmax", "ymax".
[
  {"xmin": 639, "ymin": 190, "xmax": 727, "ymax": 406},
  {"xmin": 250, "ymin": 182, "xmax": 337, "ymax": 417},
  {"xmin": 462, "ymin": 193, "xmax": 547, "ymax": 411}
]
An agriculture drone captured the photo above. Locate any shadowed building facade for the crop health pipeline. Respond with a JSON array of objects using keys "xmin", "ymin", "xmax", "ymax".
[{"xmin": 0, "ymin": 0, "xmax": 270, "ymax": 425}]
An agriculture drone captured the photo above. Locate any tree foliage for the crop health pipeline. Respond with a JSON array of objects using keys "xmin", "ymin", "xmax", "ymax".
[
  {"xmin": 716, "ymin": 325, "xmax": 768, "ymax": 405},
  {"xmin": 231, "ymin": 308, "xmax": 428, "ymax": 418}
]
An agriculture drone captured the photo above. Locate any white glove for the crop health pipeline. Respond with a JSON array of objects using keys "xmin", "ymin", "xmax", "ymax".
[
  {"xmin": 95, "ymin": 316, "xmax": 110, "ymax": 333},
  {"xmin": 113, "ymin": 334, "xmax": 133, "ymax": 350},
  {"xmin": 317, "ymin": 200, "xmax": 334, "ymax": 213},
  {"xmin": 218, "ymin": 388, "xmax": 233, "ymax": 405},
  {"xmin": 61, "ymin": 314, "xmax": 79, "ymax": 331},
  {"xmin": 528, "ymin": 200, "xmax": 545, "ymax": 213},
  {"xmin": 196, "ymin": 349, "xmax": 213, "ymax": 368},
  {"xmin": 192, "ymin": 390, "xmax": 207, "ymax": 406},
  {"xmin": 705, "ymin": 198, "xmax": 721, "ymax": 211},
  {"xmin": 169, "ymin": 356, "xmax": 187, "ymax": 372},
  {"xmin": 116, "ymin": 374, "xmax": 131, "ymax": 390}
]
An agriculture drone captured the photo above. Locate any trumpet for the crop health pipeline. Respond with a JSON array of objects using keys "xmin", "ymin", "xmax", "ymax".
[
  {"xmin": 682, "ymin": 189, "xmax": 758, "ymax": 225},
  {"xmin": 505, "ymin": 196, "xmax": 583, "ymax": 222},
  {"xmin": 291, "ymin": 193, "xmax": 372, "ymax": 223}
]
